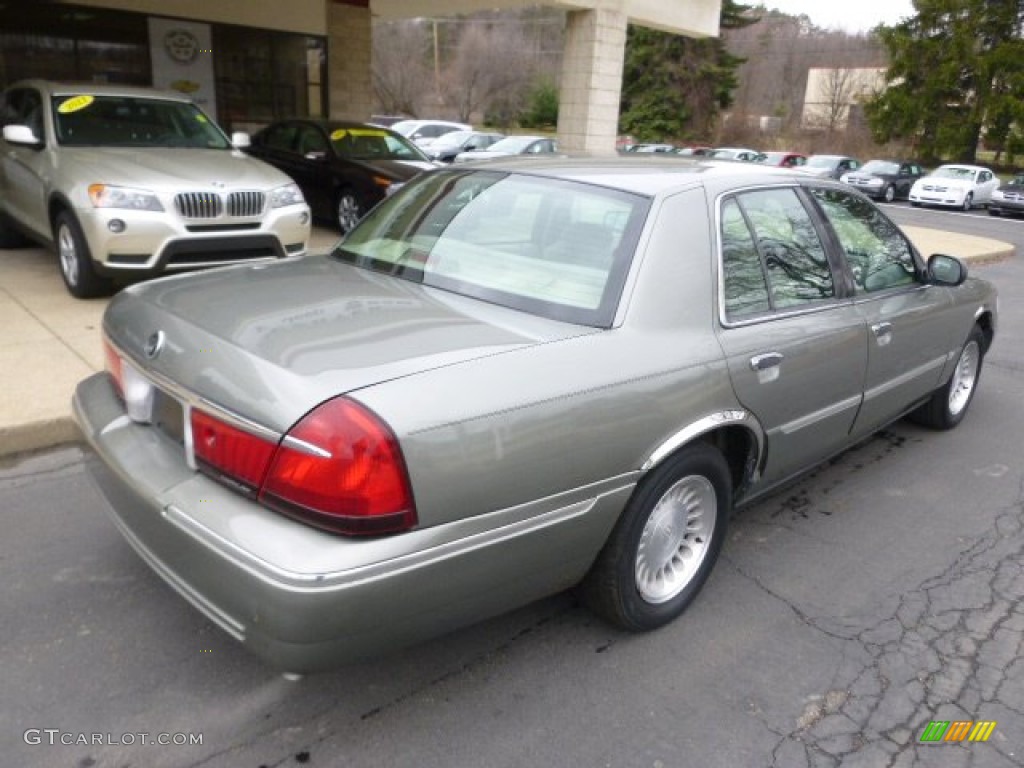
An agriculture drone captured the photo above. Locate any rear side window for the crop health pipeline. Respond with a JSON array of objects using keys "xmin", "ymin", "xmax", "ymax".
[
  {"xmin": 720, "ymin": 198, "xmax": 771, "ymax": 318},
  {"xmin": 720, "ymin": 188, "xmax": 834, "ymax": 319}
]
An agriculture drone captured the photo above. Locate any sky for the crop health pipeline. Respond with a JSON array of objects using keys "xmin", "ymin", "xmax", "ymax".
[{"xmin": 761, "ymin": 0, "xmax": 917, "ymax": 33}]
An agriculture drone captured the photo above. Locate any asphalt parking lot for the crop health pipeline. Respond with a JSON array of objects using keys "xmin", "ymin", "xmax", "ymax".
[{"xmin": 1, "ymin": 208, "xmax": 1022, "ymax": 767}]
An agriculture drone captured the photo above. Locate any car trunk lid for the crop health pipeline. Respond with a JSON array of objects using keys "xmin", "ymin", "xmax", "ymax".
[{"xmin": 104, "ymin": 255, "xmax": 595, "ymax": 433}]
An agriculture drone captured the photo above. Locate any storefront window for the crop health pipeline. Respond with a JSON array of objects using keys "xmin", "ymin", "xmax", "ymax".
[
  {"xmin": 0, "ymin": 3, "xmax": 325, "ymax": 132},
  {"xmin": 0, "ymin": 4, "xmax": 150, "ymax": 86},
  {"xmin": 213, "ymin": 26, "xmax": 325, "ymax": 133}
]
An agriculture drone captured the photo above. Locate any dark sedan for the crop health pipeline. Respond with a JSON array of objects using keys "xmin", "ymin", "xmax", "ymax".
[
  {"xmin": 247, "ymin": 119, "xmax": 436, "ymax": 233},
  {"xmin": 426, "ymin": 130, "xmax": 505, "ymax": 163},
  {"xmin": 988, "ymin": 172, "xmax": 1024, "ymax": 217},
  {"xmin": 841, "ymin": 160, "xmax": 925, "ymax": 203}
]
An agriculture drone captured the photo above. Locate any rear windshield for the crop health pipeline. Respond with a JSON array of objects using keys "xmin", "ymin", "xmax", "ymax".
[
  {"xmin": 332, "ymin": 169, "xmax": 650, "ymax": 327},
  {"xmin": 329, "ymin": 126, "xmax": 427, "ymax": 161},
  {"xmin": 51, "ymin": 94, "xmax": 230, "ymax": 149}
]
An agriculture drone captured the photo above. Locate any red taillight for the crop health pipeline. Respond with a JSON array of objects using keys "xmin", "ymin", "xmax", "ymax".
[
  {"xmin": 104, "ymin": 338, "xmax": 124, "ymax": 399},
  {"xmin": 259, "ymin": 398, "xmax": 416, "ymax": 535},
  {"xmin": 191, "ymin": 410, "xmax": 278, "ymax": 495}
]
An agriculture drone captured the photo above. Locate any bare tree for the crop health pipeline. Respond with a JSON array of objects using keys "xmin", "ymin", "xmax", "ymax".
[
  {"xmin": 440, "ymin": 21, "xmax": 534, "ymax": 123},
  {"xmin": 372, "ymin": 20, "xmax": 433, "ymax": 117},
  {"xmin": 811, "ymin": 67, "xmax": 858, "ymax": 134}
]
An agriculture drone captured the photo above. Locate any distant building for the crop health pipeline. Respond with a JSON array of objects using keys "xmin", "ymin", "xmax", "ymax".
[{"xmin": 801, "ymin": 67, "xmax": 886, "ymax": 131}]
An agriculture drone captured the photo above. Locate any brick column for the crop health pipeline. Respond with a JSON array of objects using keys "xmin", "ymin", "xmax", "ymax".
[
  {"xmin": 557, "ymin": 8, "xmax": 628, "ymax": 155},
  {"xmin": 327, "ymin": 1, "xmax": 373, "ymax": 121}
]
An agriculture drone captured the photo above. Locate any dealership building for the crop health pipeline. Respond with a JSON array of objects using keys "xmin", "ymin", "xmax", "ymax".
[{"xmin": 0, "ymin": 0, "xmax": 720, "ymax": 152}]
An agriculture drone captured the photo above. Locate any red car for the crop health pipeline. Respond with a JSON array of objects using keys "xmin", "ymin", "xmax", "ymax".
[{"xmin": 757, "ymin": 151, "xmax": 807, "ymax": 168}]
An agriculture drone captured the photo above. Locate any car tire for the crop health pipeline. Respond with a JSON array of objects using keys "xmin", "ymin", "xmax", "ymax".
[
  {"xmin": 962, "ymin": 193, "xmax": 973, "ymax": 212},
  {"xmin": 989, "ymin": 208, "xmax": 1000, "ymax": 217},
  {"xmin": 335, "ymin": 189, "xmax": 362, "ymax": 235},
  {"xmin": 883, "ymin": 185, "xmax": 896, "ymax": 203},
  {"xmin": 908, "ymin": 326, "xmax": 985, "ymax": 431},
  {"xmin": 910, "ymin": 201, "xmax": 921, "ymax": 208},
  {"xmin": 0, "ymin": 214, "xmax": 31, "ymax": 248},
  {"xmin": 54, "ymin": 210, "xmax": 112, "ymax": 299},
  {"xmin": 582, "ymin": 442, "xmax": 731, "ymax": 632}
]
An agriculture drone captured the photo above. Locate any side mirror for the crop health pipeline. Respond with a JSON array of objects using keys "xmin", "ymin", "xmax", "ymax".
[
  {"xmin": 231, "ymin": 131, "xmax": 251, "ymax": 148},
  {"xmin": 3, "ymin": 124, "xmax": 42, "ymax": 148},
  {"xmin": 928, "ymin": 253, "xmax": 967, "ymax": 286}
]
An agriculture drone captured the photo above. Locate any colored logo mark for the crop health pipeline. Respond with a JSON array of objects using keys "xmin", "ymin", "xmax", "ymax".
[{"xmin": 920, "ymin": 720, "xmax": 997, "ymax": 743}]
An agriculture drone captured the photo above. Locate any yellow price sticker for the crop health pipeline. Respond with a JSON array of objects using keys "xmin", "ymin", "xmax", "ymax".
[
  {"xmin": 196, "ymin": 115, "xmax": 208, "ymax": 123},
  {"xmin": 57, "ymin": 95, "xmax": 95, "ymax": 114},
  {"xmin": 330, "ymin": 129, "xmax": 348, "ymax": 141}
]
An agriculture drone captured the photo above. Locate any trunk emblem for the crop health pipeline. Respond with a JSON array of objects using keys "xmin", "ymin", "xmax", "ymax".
[{"xmin": 144, "ymin": 331, "xmax": 165, "ymax": 360}]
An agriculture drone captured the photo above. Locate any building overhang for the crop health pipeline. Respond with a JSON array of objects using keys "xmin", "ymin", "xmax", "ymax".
[{"xmin": 369, "ymin": 0, "xmax": 720, "ymax": 38}]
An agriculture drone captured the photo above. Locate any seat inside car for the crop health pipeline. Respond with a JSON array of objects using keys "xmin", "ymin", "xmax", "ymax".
[{"xmin": 542, "ymin": 221, "xmax": 616, "ymax": 269}]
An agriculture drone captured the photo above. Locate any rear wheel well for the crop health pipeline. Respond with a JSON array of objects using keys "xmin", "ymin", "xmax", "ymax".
[{"xmin": 697, "ymin": 426, "xmax": 758, "ymax": 499}]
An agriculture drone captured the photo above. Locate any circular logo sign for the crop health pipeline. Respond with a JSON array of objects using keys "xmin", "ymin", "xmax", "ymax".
[{"xmin": 164, "ymin": 29, "xmax": 199, "ymax": 64}]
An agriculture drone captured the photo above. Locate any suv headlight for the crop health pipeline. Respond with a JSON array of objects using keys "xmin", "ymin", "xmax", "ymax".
[
  {"xmin": 88, "ymin": 184, "xmax": 163, "ymax": 211},
  {"xmin": 269, "ymin": 183, "xmax": 305, "ymax": 208}
]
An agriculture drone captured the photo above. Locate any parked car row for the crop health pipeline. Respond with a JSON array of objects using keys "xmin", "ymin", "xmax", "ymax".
[
  {"xmin": 1, "ymin": 78, "xmax": 1016, "ymax": 303},
  {"xmin": 625, "ymin": 143, "xmax": 1011, "ymax": 214}
]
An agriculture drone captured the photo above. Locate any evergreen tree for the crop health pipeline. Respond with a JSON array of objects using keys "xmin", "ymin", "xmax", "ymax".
[
  {"xmin": 619, "ymin": 1, "xmax": 756, "ymax": 141},
  {"xmin": 866, "ymin": 0, "xmax": 1024, "ymax": 163}
]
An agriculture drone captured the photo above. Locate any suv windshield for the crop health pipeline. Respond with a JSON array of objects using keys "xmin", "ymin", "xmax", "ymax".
[
  {"xmin": 332, "ymin": 169, "xmax": 649, "ymax": 327},
  {"xmin": 52, "ymin": 94, "xmax": 230, "ymax": 149}
]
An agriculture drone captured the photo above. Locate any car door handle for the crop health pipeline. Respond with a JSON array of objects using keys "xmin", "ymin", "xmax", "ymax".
[
  {"xmin": 750, "ymin": 352, "xmax": 783, "ymax": 384},
  {"xmin": 872, "ymin": 322, "xmax": 893, "ymax": 346},
  {"xmin": 750, "ymin": 353, "xmax": 784, "ymax": 371}
]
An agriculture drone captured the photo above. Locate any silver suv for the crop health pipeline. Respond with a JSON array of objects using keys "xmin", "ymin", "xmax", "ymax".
[{"xmin": 0, "ymin": 80, "xmax": 311, "ymax": 297}]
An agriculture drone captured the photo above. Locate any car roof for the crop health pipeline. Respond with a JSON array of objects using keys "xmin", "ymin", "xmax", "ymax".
[
  {"xmin": 934, "ymin": 163, "xmax": 990, "ymax": 172},
  {"xmin": 455, "ymin": 156, "xmax": 813, "ymax": 196},
  {"xmin": 279, "ymin": 118, "xmax": 397, "ymax": 131},
  {"xmin": 8, "ymin": 79, "xmax": 192, "ymax": 102},
  {"xmin": 393, "ymin": 119, "xmax": 469, "ymax": 128}
]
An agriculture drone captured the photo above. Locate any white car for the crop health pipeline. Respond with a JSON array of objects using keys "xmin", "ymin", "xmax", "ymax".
[
  {"xmin": 453, "ymin": 135, "xmax": 558, "ymax": 162},
  {"xmin": 390, "ymin": 119, "xmax": 472, "ymax": 148},
  {"xmin": 708, "ymin": 147, "xmax": 763, "ymax": 162},
  {"xmin": 909, "ymin": 164, "xmax": 1000, "ymax": 211}
]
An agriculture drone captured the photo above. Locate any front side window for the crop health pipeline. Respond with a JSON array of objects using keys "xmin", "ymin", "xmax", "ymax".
[
  {"xmin": 731, "ymin": 188, "xmax": 834, "ymax": 309},
  {"xmin": 333, "ymin": 170, "xmax": 649, "ymax": 327},
  {"xmin": 52, "ymin": 94, "xmax": 230, "ymax": 149},
  {"xmin": 809, "ymin": 188, "xmax": 918, "ymax": 293},
  {"xmin": 262, "ymin": 122, "xmax": 298, "ymax": 152}
]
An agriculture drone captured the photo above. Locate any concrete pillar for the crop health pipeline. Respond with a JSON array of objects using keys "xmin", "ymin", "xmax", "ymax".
[
  {"xmin": 327, "ymin": 1, "xmax": 373, "ymax": 120},
  {"xmin": 556, "ymin": 8, "xmax": 628, "ymax": 155}
]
